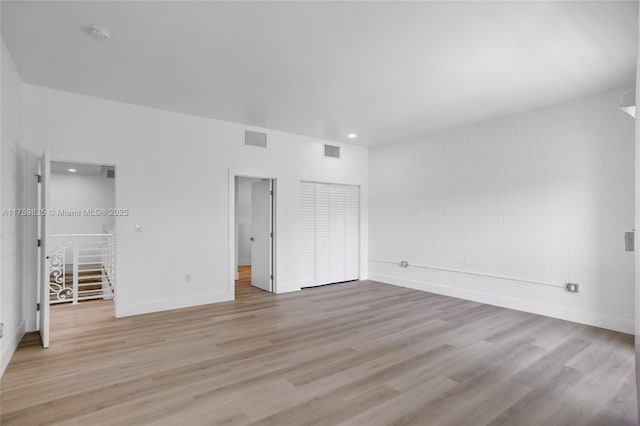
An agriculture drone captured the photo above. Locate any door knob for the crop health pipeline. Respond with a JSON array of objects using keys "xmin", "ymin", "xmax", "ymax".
[{"xmin": 250, "ymin": 237, "xmax": 255, "ymax": 241}]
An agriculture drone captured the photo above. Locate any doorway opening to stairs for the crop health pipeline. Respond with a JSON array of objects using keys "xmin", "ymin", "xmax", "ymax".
[
  {"xmin": 45, "ymin": 161, "xmax": 117, "ymax": 342},
  {"xmin": 233, "ymin": 176, "xmax": 276, "ymax": 297}
]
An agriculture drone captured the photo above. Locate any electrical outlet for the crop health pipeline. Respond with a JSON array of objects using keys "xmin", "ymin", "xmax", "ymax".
[{"xmin": 565, "ymin": 283, "xmax": 579, "ymax": 293}]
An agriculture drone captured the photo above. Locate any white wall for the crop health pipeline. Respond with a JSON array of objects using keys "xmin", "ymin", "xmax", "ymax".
[
  {"xmin": 0, "ymin": 38, "xmax": 26, "ymax": 375},
  {"xmin": 369, "ymin": 87, "xmax": 635, "ymax": 333},
  {"xmin": 49, "ymin": 170, "xmax": 115, "ymax": 235},
  {"xmin": 21, "ymin": 84, "xmax": 368, "ymax": 320},
  {"xmin": 236, "ymin": 177, "xmax": 259, "ymax": 266}
]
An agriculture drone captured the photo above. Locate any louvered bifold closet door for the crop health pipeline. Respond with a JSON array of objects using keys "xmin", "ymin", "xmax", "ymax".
[
  {"xmin": 344, "ymin": 185, "xmax": 360, "ymax": 281},
  {"xmin": 315, "ymin": 184, "xmax": 332, "ymax": 285},
  {"xmin": 330, "ymin": 185, "xmax": 347, "ymax": 283},
  {"xmin": 298, "ymin": 182, "xmax": 317, "ymax": 287},
  {"xmin": 299, "ymin": 182, "xmax": 360, "ymax": 287}
]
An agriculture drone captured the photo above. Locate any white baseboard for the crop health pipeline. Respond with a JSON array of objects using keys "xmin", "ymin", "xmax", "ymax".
[
  {"xmin": 1, "ymin": 320, "xmax": 26, "ymax": 377},
  {"xmin": 116, "ymin": 292, "xmax": 234, "ymax": 317},
  {"xmin": 369, "ymin": 272, "xmax": 634, "ymax": 334}
]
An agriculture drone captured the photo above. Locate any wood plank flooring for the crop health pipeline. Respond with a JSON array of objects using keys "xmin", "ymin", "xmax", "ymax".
[{"xmin": 1, "ymin": 266, "xmax": 637, "ymax": 425}]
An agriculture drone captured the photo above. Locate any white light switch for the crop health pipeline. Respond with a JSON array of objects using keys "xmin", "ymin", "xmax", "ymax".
[{"xmin": 135, "ymin": 223, "xmax": 142, "ymax": 232}]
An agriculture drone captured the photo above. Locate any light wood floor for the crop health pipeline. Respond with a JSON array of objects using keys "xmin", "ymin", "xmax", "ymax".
[{"xmin": 1, "ymin": 267, "xmax": 637, "ymax": 425}]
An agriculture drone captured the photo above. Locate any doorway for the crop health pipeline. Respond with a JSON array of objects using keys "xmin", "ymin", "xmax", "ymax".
[
  {"xmin": 234, "ymin": 176, "xmax": 275, "ymax": 295},
  {"xmin": 37, "ymin": 155, "xmax": 117, "ymax": 348}
]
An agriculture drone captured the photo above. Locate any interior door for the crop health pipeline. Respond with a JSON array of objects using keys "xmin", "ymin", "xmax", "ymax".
[
  {"xmin": 330, "ymin": 185, "xmax": 346, "ymax": 283},
  {"xmin": 344, "ymin": 185, "xmax": 360, "ymax": 281},
  {"xmin": 298, "ymin": 182, "xmax": 316, "ymax": 287},
  {"xmin": 250, "ymin": 179, "xmax": 272, "ymax": 292},
  {"xmin": 38, "ymin": 149, "xmax": 51, "ymax": 348},
  {"xmin": 297, "ymin": 182, "xmax": 360, "ymax": 288},
  {"xmin": 315, "ymin": 183, "xmax": 331, "ymax": 285}
]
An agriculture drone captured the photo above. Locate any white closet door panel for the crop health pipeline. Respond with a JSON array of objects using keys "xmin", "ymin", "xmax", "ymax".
[
  {"xmin": 345, "ymin": 186, "xmax": 360, "ymax": 280},
  {"xmin": 316, "ymin": 183, "xmax": 332, "ymax": 285},
  {"xmin": 330, "ymin": 185, "xmax": 346, "ymax": 283},
  {"xmin": 298, "ymin": 182, "xmax": 316, "ymax": 287}
]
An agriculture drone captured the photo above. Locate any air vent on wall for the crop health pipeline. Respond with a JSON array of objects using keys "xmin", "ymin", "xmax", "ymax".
[
  {"xmin": 324, "ymin": 144, "xmax": 340, "ymax": 158},
  {"xmin": 244, "ymin": 130, "xmax": 267, "ymax": 148},
  {"xmin": 107, "ymin": 169, "xmax": 115, "ymax": 178}
]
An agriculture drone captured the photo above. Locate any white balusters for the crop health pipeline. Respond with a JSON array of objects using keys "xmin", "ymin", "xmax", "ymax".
[{"xmin": 48, "ymin": 234, "xmax": 115, "ymax": 304}]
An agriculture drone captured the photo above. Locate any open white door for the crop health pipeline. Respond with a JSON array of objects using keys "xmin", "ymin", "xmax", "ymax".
[
  {"xmin": 38, "ymin": 149, "xmax": 51, "ymax": 348},
  {"xmin": 250, "ymin": 179, "xmax": 273, "ymax": 292}
]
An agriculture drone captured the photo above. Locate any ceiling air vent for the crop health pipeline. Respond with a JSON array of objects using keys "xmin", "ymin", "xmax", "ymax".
[
  {"xmin": 324, "ymin": 144, "xmax": 340, "ymax": 159},
  {"xmin": 244, "ymin": 130, "xmax": 267, "ymax": 148}
]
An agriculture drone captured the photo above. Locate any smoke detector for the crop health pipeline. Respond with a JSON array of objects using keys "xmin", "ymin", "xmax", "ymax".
[{"xmin": 87, "ymin": 26, "xmax": 112, "ymax": 40}]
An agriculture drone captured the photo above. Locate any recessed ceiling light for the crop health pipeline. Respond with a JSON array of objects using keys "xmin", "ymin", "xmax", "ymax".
[
  {"xmin": 87, "ymin": 26, "xmax": 112, "ymax": 40},
  {"xmin": 347, "ymin": 133, "xmax": 357, "ymax": 139},
  {"xmin": 68, "ymin": 168, "xmax": 76, "ymax": 173}
]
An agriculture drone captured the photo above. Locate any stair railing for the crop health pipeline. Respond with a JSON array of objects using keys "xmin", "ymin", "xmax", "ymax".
[{"xmin": 49, "ymin": 233, "xmax": 115, "ymax": 304}]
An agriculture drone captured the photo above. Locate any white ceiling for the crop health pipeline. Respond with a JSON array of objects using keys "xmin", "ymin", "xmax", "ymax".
[{"xmin": 2, "ymin": 1, "xmax": 637, "ymax": 146}]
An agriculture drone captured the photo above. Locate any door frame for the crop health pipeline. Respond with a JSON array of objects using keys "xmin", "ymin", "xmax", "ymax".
[
  {"xmin": 228, "ymin": 169, "xmax": 277, "ymax": 297},
  {"xmin": 37, "ymin": 153, "xmax": 119, "ymax": 335}
]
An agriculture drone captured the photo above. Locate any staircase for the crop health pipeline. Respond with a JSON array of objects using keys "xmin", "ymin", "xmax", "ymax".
[
  {"xmin": 49, "ymin": 234, "xmax": 115, "ymax": 304},
  {"xmin": 49, "ymin": 264, "xmax": 114, "ymax": 303}
]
